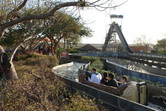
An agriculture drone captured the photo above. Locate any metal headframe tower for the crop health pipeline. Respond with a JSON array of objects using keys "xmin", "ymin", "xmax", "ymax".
[{"xmin": 102, "ymin": 14, "xmax": 133, "ymax": 53}]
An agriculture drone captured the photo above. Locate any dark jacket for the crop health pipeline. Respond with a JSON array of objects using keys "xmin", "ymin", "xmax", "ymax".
[
  {"xmin": 107, "ymin": 79, "xmax": 119, "ymax": 87},
  {"xmin": 101, "ymin": 78, "xmax": 108, "ymax": 85}
]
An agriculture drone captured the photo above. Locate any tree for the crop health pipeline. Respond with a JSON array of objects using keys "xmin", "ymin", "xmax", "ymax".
[
  {"xmin": 134, "ymin": 35, "xmax": 150, "ymax": 46},
  {"xmin": 0, "ymin": 0, "xmax": 126, "ymax": 38},
  {"xmin": 42, "ymin": 12, "xmax": 91, "ymax": 57},
  {"xmin": 0, "ymin": 0, "xmax": 84, "ymax": 80},
  {"xmin": 0, "ymin": 0, "xmax": 85, "ymax": 38},
  {"xmin": 64, "ymin": 25, "xmax": 92, "ymax": 48},
  {"xmin": 154, "ymin": 38, "xmax": 166, "ymax": 54},
  {"xmin": 0, "ymin": 0, "xmax": 124, "ymax": 80},
  {"xmin": 156, "ymin": 38, "xmax": 166, "ymax": 50},
  {"xmin": 133, "ymin": 35, "xmax": 153, "ymax": 52}
]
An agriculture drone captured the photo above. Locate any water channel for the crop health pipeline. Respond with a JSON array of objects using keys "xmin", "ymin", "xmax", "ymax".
[
  {"xmin": 52, "ymin": 62, "xmax": 85, "ymax": 82},
  {"xmin": 52, "ymin": 61, "xmax": 165, "ymax": 111},
  {"xmin": 105, "ymin": 57, "xmax": 166, "ymax": 76}
]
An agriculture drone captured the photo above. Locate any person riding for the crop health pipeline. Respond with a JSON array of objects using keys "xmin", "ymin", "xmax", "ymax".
[
  {"xmin": 88, "ymin": 68, "xmax": 102, "ymax": 84},
  {"xmin": 100, "ymin": 72, "xmax": 108, "ymax": 85},
  {"xmin": 107, "ymin": 73, "xmax": 119, "ymax": 87},
  {"xmin": 119, "ymin": 75, "xmax": 128, "ymax": 87}
]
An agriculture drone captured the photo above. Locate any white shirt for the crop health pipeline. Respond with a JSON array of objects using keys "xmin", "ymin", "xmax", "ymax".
[{"xmin": 88, "ymin": 72, "xmax": 102, "ymax": 84}]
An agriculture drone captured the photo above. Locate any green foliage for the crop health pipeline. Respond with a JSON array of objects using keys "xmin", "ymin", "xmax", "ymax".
[
  {"xmin": 81, "ymin": 56, "xmax": 100, "ymax": 62},
  {"xmin": 42, "ymin": 12, "xmax": 84, "ymax": 37},
  {"xmin": 156, "ymin": 50, "xmax": 166, "ymax": 55},
  {"xmin": 156, "ymin": 38, "xmax": 166, "ymax": 49},
  {"xmin": 0, "ymin": 2, "xmax": 52, "ymax": 48},
  {"xmin": 47, "ymin": 56, "xmax": 59, "ymax": 68},
  {"xmin": 88, "ymin": 60, "xmax": 105, "ymax": 74},
  {"xmin": 14, "ymin": 52, "xmax": 59, "ymax": 68},
  {"xmin": 83, "ymin": 57, "xmax": 110, "ymax": 74},
  {"xmin": 69, "ymin": 48, "xmax": 79, "ymax": 53},
  {"xmin": 14, "ymin": 52, "xmax": 40, "ymax": 61},
  {"xmin": 154, "ymin": 38, "xmax": 166, "ymax": 54},
  {"xmin": 41, "ymin": 12, "xmax": 92, "ymax": 53},
  {"xmin": 79, "ymin": 26, "xmax": 92, "ymax": 37},
  {"xmin": 0, "ymin": 19, "xmax": 44, "ymax": 47}
]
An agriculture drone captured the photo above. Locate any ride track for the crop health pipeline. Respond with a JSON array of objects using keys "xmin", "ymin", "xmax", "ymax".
[{"xmin": 52, "ymin": 62, "xmax": 156, "ymax": 111}]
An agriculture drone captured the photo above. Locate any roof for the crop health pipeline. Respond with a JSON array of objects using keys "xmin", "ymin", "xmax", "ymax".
[{"xmin": 78, "ymin": 44, "xmax": 100, "ymax": 52}]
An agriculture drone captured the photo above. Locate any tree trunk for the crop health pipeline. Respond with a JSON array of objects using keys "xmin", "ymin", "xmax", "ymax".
[
  {"xmin": 5, "ymin": 61, "xmax": 18, "ymax": 80},
  {"xmin": 0, "ymin": 45, "xmax": 18, "ymax": 80},
  {"xmin": 50, "ymin": 41, "xmax": 55, "ymax": 56},
  {"xmin": 64, "ymin": 38, "xmax": 66, "ymax": 49},
  {"xmin": 9, "ymin": 42, "xmax": 22, "ymax": 62}
]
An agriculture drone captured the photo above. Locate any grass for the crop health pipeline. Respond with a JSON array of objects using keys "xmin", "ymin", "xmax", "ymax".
[{"xmin": 0, "ymin": 53, "xmax": 100, "ymax": 111}]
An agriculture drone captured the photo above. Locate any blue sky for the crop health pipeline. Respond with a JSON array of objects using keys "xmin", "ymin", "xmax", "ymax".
[{"xmin": 80, "ymin": 0, "xmax": 166, "ymax": 44}]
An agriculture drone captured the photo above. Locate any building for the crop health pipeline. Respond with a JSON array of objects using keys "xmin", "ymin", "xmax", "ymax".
[
  {"xmin": 130, "ymin": 45, "xmax": 148, "ymax": 53},
  {"xmin": 78, "ymin": 44, "xmax": 101, "ymax": 52}
]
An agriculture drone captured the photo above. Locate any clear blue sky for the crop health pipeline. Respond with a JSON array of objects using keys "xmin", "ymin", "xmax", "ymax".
[{"xmin": 80, "ymin": 0, "xmax": 166, "ymax": 44}]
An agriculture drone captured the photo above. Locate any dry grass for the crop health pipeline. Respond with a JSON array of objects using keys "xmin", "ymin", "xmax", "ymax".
[{"xmin": 0, "ymin": 53, "xmax": 100, "ymax": 111}]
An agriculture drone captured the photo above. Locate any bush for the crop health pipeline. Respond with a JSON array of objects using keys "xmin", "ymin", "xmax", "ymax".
[
  {"xmin": 69, "ymin": 49, "xmax": 79, "ymax": 53},
  {"xmin": 14, "ymin": 53, "xmax": 59, "ymax": 69},
  {"xmin": 157, "ymin": 50, "xmax": 166, "ymax": 55},
  {"xmin": 87, "ymin": 59, "xmax": 111, "ymax": 75},
  {"xmin": 13, "ymin": 52, "xmax": 38, "ymax": 61},
  {"xmin": 0, "ymin": 53, "xmax": 100, "ymax": 111},
  {"xmin": 64, "ymin": 92, "xmax": 99, "ymax": 111},
  {"xmin": 81, "ymin": 56, "xmax": 100, "ymax": 62}
]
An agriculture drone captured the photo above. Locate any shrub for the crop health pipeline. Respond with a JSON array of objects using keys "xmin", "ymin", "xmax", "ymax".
[
  {"xmin": 21, "ymin": 53, "xmax": 59, "ymax": 68},
  {"xmin": 69, "ymin": 49, "xmax": 79, "ymax": 53},
  {"xmin": 64, "ymin": 92, "xmax": 99, "ymax": 111},
  {"xmin": 0, "ymin": 53, "xmax": 100, "ymax": 111},
  {"xmin": 87, "ymin": 59, "xmax": 111, "ymax": 75},
  {"xmin": 81, "ymin": 56, "xmax": 100, "ymax": 62}
]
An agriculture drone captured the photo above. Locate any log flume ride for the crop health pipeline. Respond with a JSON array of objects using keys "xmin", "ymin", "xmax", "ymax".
[{"xmin": 79, "ymin": 73, "xmax": 147, "ymax": 105}]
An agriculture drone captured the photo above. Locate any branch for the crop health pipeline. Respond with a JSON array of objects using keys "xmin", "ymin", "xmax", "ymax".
[
  {"xmin": 0, "ymin": 1, "xmax": 80, "ymax": 38},
  {"xmin": 25, "ymin": 91, "xmax": 41, "ymax": 103},
  {"xmin": 9, "ymin": 23, "xmax": 53, "ymax": 61},
  {"xmin": 55, "ymin": 35, "xmax": 65, "ymax": 44},
  {"xmin": 9, "ymin": 0, "xmax": 28, "ymax": 17},
  {"xmin": 15, "ymin": 0, "xmax": 28, "ymax": 12},
  {"xmin": 0, "ymin": 0, "xmax": 28, "ymax": 21},
  {"xmin": 89, "ymin": 0, "xmax": 128, "ymax": 11}
]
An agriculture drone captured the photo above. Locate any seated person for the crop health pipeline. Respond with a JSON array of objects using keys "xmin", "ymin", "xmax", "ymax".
[
  {"xmin": 85, "ymin": 71, "xmax": 91, "ymax": 80},
  {"xmin": 100, "ymin": 72, "xmax": 108, "ymax": 85},
  {"xmin": 119, "ymin": 75, "xmax": 127, "ymax": 87},
  {"xmin": 107, "ymin": 73, "xmax": 119, "ymax": 87},
  {"xmin": 88, "ymin": 68, "xmax": 102, "ymax": 84}
]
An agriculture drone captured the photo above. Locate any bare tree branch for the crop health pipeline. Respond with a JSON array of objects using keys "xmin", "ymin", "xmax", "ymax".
[
  {"xmin": 0, "ymin": 0, "xmax": 28, "ymax": 21},
  {"xmin": 89, "ymin": 0, "xmax": 128, "ymax": 11},
  {"xmin": 11, "ymin": 0, "xmax": 28, "ymax": 15},
  {"xmin": 0, "ymin": 1, "xmax": 81, "ymax": 38}
]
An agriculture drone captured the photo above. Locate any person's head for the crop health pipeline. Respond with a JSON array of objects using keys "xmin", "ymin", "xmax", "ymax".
[
  {"xmin": 103, "ymin": 72, "xmax": 108, "ymax": 78},
  {"xmin": 120, "ymin": 75, "xmax": 127, "ymax": 83},
  {"xmin": 107, "ymin": 73, "xmax": 115, "ymax": 80},
  {"xmin": 91, "ymin": 68, "xmax": 96, "ymax": 74}
]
